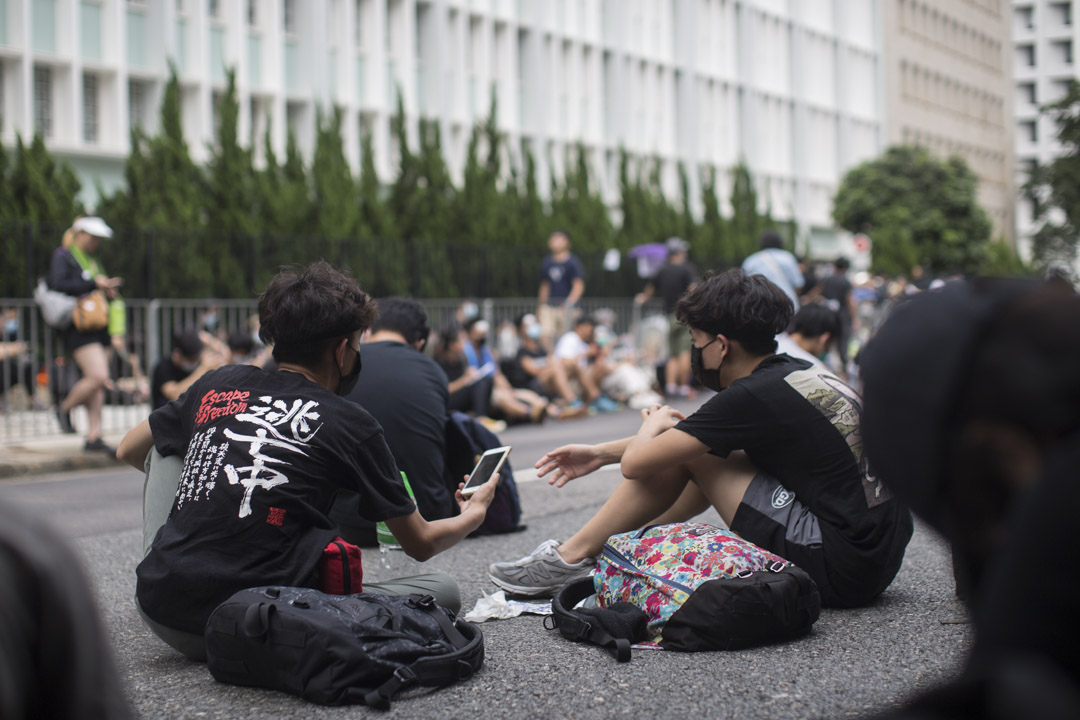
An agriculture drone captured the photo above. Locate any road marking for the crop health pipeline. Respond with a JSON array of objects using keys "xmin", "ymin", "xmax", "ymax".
[{"xmin": 513, "ymin": 463, "xmax": 622, "ymax": 484}]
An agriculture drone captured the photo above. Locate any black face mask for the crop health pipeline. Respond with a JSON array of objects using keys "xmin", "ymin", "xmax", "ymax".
[
  {"xmin": 337, "ymin": 343, "xmax": 363, "ymax": 397},
  {"xmin": 691, "ymin": 339, "xmax": 723, "ymax": 392}
]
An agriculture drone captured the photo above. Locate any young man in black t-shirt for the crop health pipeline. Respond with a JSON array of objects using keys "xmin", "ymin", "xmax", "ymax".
[
  {"xmin": 489, "ymin": 269, "xmax": 912, "ymax": 607},
  {"xmin": 118, "ymin": 263, "xmax": 499, "ymax": 661}
]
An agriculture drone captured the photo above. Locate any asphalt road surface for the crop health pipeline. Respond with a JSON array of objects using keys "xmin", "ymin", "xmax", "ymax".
[{"xmin": 0, "ymin": 400, "xmax": 971, "ymax": 719}]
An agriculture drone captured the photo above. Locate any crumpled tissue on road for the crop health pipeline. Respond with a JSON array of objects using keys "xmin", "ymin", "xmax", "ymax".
[{"xmin": 463, "ymin": 590, "xmax": 552, "ymax": 623}]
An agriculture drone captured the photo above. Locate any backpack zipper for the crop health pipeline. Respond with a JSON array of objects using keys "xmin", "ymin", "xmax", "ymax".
[{"xmin": 601, "ymin": 544, "xmax": 695, "ymax": 595}]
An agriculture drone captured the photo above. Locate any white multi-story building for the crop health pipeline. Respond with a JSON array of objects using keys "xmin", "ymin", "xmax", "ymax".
[
  {"xmin": 0, "ymin": 0, "xmax": 884, "ymax": 248},
  {"xmin": 882, "ymin": 0, "xmax": 1016, "ymax": 247},
  {"xmin": 1013, "ymin": 0, "xmax": 1076, "ymax": 260}
]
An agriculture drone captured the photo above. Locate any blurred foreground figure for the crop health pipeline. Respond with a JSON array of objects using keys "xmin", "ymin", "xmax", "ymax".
[
  {"xmin": 862, "ymin": 279, "xmax": 1080, "ymax": 719},
  {"xmin": 0, "ymin": 501, "xmax": 132, "ymax": 719}
]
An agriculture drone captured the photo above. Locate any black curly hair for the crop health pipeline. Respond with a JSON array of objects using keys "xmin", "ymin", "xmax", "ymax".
[
  {"xmin": 258, "ymin": 261, "xmax": 376, "ymax": 365},
  {"xmin": 674, "ymin": 269, "xmax": 793, "ymax": 355}
]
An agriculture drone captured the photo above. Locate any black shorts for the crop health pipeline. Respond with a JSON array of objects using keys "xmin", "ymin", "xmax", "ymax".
[
  {"xmin": 730, "ymin": 473, "xmax": 841, "ymax": 606},
  {"xmin": 64, "ymin": 326, "xmax": 110, "ymax": 352}
]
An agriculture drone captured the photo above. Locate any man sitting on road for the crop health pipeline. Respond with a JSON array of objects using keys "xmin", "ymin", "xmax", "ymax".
[
  {"xmin": 118, "ymin": 262, "xmax": 498, "ymax": 661},
  {"xmin": 150, "ymin": 330, "xmax": 227, "ymax": 410},
  {"xmin": 775, "ymin": 302, "xmax": 842, "ymax": 369},
  {"xmin": 333, "ymin": 297, "xmax": 456, "ymax": 542},
  {"xmin": 488, "ymin": 269, "xmax": 913, "ymax": 608},
  {"xmin": 554, "ymin": 316, "xmax": 617, "ymax": 413}
]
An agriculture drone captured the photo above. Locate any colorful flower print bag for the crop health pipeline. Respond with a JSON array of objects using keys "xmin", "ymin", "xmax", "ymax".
[{"xmin": 594, "ymin": 522, "xmax": 821, "ymax": 652}]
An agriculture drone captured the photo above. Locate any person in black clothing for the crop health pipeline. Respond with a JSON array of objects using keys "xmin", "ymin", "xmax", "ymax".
[
  {"xmin": 635, "ymin": 237, "xmax": 699, "ymax": 397},
  {"xmin": 821, "ymin": 257, "xmax": 857, "ymax": 370},
  {"xmin": 47, "ymin": 216, "xmax": 123, "ymax": 452},
  {"xmin": 435, "ymin": 326, "xmax": 494, "ymax": 418},
  {"xmin": 335, "ymin": 297, "xmax": 455, "ymax": 543},
  {"xmin": 489, "ymin": 269, "xmax": 912, "ymax": 604},
  {"xmin": 861, "ymin": 279, "xmax": 1080, "ymax": 719},
  {"xmin": 150, "ymin": 330, "xmax": 226, "ymax": 410},
  {"xmin": 117, "ymin": 262, "xmax": 499, "ymax": 661},
  {"xmin": 0, "ymin": 500, "xmax": 133, "ymax": 719}
]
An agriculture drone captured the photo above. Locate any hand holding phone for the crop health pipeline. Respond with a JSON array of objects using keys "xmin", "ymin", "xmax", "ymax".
[{"xmin": 460, "ymin": 446, "xmax": 511, "ymax": 497}]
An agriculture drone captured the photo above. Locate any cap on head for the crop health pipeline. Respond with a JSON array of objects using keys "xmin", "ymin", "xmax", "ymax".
[
  {"xmin": 73, "ymin": 216, "xmax": 114, "ymax": 239},
  {"xmin": 666, "ymin": 237, "xmax": 689, "ymax": 254}
]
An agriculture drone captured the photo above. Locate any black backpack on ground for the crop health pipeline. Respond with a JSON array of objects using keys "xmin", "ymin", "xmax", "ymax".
[
  {"xmin": 444, "ymin": 411, "xmax": 524, "ymax": 534},
  {"xmin": 548, "ymin": 578, "xmax": 648, "ymax": 662},
  {"xmin": 204, "ymin": 587, "xmax": 483, "ymax": 708}
]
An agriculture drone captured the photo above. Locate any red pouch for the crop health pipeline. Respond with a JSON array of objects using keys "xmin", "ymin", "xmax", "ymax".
[{"xmin": 319, "ymin": 536, "xmax": 364, "ymax": 595}]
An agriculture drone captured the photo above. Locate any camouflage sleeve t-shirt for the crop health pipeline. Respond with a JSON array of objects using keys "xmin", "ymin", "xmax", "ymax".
[
  {"xmin": 136, "ymin": 364, "xmax": 415, "ymax": 635},
  {"xmin": 675, "ymin": 354, "xmax": 913, "ymax": 605}
]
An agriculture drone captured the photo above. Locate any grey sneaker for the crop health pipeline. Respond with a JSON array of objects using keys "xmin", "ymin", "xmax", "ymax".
[{"xmin": 487, "ymin": 539, "xmax": 595, "ymax": 598}]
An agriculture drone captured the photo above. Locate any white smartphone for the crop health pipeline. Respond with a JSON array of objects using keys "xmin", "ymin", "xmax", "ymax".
[{"xmin": 460, "ymin": 446, "xmax": 511, "ymax": 497}]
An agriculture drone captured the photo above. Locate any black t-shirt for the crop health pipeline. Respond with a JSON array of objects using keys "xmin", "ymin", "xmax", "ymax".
[
  {"xmin": 676, "ymin": 354, "xmax": 912, "ymax": 603},
  {"xmin": 347, "ymin": 341, "xmax": 451, "ymax": 520},
  {"xmin": 136, "ymin": 364, "xmax": 414, "ymax": 634},
  {"xmin": 654, "ymin": 261, "xmax": 699, "ymax": 314},
  {"xmin": 438, "ymin": 355, "xmax": 467, "ymax": 384},
  {"xmin": 506, "ymin": 345, "xmax": 547, "ymax": 389},
  {"xmin": 150, "ymin": 357, "xmax": 190, "ymax": 410},
  {"xmin": 823, "ymin": 274, "xmax": 853, "ymax": 320},
  {"xmin": 540, "ymin": 254, "xmax": 585, "ymax": 303}
]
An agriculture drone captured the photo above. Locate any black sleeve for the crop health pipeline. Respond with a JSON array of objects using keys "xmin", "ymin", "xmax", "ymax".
[
  {"xmin": 340, "ymin": 429, "xmax": 416, "ymax": 522},
  {"xmin": 47, "ymin": 249, "xmax": 96, "ymax": 296},
  {"xmin": 674, "ymin": 384, "xmax": 764, "ymax": 457}
]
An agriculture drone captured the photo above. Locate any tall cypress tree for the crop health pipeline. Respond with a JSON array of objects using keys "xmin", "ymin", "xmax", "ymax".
[
  {"xmin": 357, "ymin": 125, "xmax": 405, "ymax": 296},
  {"xmin": 311, "ymin": 107, "xmax": 360, "ymax": 241},
  {"xmin": 205, "ymin": 68, "xmax": 256, "ymax": 236}
]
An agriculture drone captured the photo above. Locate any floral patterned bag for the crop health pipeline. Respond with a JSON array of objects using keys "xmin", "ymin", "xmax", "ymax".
[{"xmin": 595, "ymin": 522, "xmax": 821, "ymax": 651}]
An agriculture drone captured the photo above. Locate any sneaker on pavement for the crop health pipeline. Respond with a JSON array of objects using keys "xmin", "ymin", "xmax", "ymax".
[
  {"xmin": 84, "ymin": 437, "xmax": 116, "ymax": 456},
  {"xmin": 589, "ymin": 396, "xmax": 620, "ymax": 413},
  {"xmin": 488, "ymin": 539, "xmax": 595, "ymax": 598}
]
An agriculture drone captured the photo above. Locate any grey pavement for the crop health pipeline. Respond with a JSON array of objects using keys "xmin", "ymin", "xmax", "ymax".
[{"xmin": 0, "ymin": 401, "xmax": 972, "ymax": 719}]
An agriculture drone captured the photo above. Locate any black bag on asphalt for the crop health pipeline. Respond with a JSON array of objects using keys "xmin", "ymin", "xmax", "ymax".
[
  {"xmin": 445, "ymin": 411, "xmax": 523, "ymax": 534},
  {"xmin": 548, "ymin": 577, "xmax": 648, "ymax": 662},
  {"xmin": 204, "ymin": 587, "xmax": 484, "ymax": 708}
]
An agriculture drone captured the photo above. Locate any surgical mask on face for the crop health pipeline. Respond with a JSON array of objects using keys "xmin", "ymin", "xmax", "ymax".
[
  {"xmin": 461, "ymin": 302, "xmax": 479, "ymax": 321},
  {"xmin": 203, "ymin": 313, "xmax": 219, "ymax": 332},
  {"xmin": 690, "ymin": 338, "xmax": 723, "ymax": 392},
  {"xmin": 337, "ymin": 343, "xmax": 363, "ymax": 397},
  {"xmin": 526, "ymin": 324, "xmax": 542, "ymax": 340},
  {"xmin": 4, "ymin": 319, "xmax": 18, "ymax": 337}
]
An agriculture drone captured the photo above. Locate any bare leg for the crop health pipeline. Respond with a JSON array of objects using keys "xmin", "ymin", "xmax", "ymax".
[
  {"xmin": 651, "ymin": 482, "xmax": 712, "ymax": 525},
  {"xmin": 676, "ymin": 351, "xmax": 691, "ymax": 387},
  {"xmin": 558, "ymin": 450, "xmax": 758, "ymax": 563},
  {"xmin": 63, "ymin": 343, "xmax": 110, "ymax": 441},
  {"xmin": 540, "ymin": 363, "xmax": 577, "ymax": 404}
]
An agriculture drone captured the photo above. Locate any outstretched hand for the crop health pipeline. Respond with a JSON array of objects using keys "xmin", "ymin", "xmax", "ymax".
[{"xmin": 535, "ymin": 444, "xmax": 606, "ymax": 488}]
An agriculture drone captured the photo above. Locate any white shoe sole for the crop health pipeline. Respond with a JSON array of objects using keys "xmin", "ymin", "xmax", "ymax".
[{"xmin": 487, "ymin": 569, "xmax": 592, "ymax": 598}]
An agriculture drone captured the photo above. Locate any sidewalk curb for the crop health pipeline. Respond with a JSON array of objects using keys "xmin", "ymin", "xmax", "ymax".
[{"xmin": 0, "ymin": 449, "xmax": 126, "ymax": 480}]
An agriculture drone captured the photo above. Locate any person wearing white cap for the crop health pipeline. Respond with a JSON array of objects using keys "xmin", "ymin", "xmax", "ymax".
[{"xmin": 47, "ymin": 216, "xmax": 123, "ymax": 454}]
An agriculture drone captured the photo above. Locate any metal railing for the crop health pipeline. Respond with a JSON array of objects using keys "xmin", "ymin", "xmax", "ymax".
[{"xmin": 1, "ymin": 296, "xmax": 666, "ymax": 444}]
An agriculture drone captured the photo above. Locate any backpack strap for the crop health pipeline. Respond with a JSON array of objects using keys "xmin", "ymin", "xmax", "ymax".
[
  {"xmin": 363, "ymin": 595, "xmax": 482, "ymax": 709},
  {"xmin": 549, "ymin": 578, "xmax": 635, "ymax": 663}
]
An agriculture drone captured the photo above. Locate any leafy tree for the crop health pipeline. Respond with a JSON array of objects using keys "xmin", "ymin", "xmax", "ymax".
[
  {"xmin": 205, "ymin": 68, "xmax": 256, "ymax": 236},
  {"xmin": 99, "ymin": 65, "xmax": 206, "ymax": 296},
  {"xmin": 1, "ymin": 133, "xmax": 83, "ymax": 295},
  {"xmin": 833, "ymin": 145, "xmax": 992, "ymax": 276},
  {"xmin": 697, "ymin": 165, "xmax": 727, "ymax": 266},
  {"xmin": 355, "ymin": 125, "xmax": 406, "ymax": 296},
  {"xmin": 550, "ymin": 143, "xmax": 613, "ymax": 254},
  {"xmin": 310, "ymin": 107, "xmax": 360, "ymax": 241},
  {"xmin": 1024, "ymin": 79, "xmax": 1080, "ymax": 269},
  {"xmin": 728, "ymin": 160, "xmax": 766, "ymax": 264}
]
